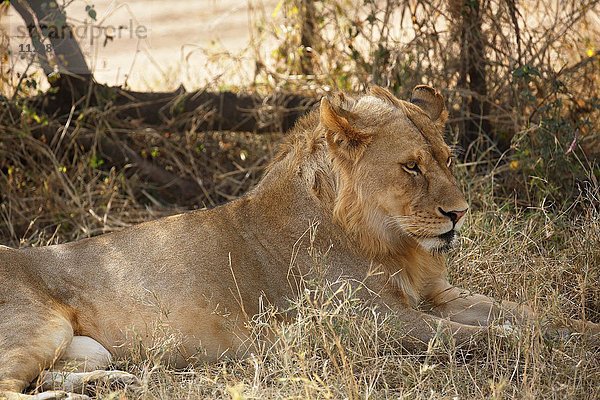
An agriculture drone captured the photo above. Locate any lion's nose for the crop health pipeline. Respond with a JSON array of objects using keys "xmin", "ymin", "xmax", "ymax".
[{"xmin": 438, "ymin": 207, "xmax": 468, "ymax": 224}]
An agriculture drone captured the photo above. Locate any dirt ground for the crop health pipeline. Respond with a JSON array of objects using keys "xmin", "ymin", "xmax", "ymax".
[{"xmin": 3, "ymin": 0, "xmax": 278, "ymax": 90}]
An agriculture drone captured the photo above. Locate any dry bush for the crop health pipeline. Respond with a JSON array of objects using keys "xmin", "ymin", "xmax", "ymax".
[{"xmin": 0, "ymin": 109, "xmax": 281, "ymax": 246}]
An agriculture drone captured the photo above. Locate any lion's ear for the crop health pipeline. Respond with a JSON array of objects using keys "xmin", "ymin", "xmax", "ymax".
[
  {"xmin": 410, "ymin": 85, "xmax": 448, "ymax": 124},
  {"xmin": 320, "ymin": 96, "xmax": 371, "ymax": 162},
  {"xmin": 369, "ymin": 86, "xmax": 401, "ymax": 107}
]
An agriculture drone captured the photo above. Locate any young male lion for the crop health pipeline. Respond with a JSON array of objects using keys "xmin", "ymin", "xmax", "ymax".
[{"xmin": 0, "ymin": 86, "xmax": 598, "ymax": 399}]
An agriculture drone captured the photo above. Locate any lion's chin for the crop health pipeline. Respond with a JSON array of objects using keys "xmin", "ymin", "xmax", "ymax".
[{"xmin": 416, "ymin": 230, "xmax": 458, "ymax": 253}]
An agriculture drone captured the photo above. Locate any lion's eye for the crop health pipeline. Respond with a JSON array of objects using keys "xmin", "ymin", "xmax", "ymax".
[
  {"xmin": 447, "ymin": 157, "xmax": 452, "ymax": 167},
  {"xmin": 402, "ymin": 162, "xmax": 420, "ymax": 175}
]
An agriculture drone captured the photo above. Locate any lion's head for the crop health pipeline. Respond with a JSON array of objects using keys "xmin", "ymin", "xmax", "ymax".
[{"xmin": 318, "ymin": 85, "xmax": 468, "ymax": 255}]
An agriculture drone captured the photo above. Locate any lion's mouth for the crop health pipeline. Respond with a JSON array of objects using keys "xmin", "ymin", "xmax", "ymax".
[
  {"xmin": 412, "ymin": 230, "xmax": 458, "ymax": 253},
  {"xmin": 438, "ymin": 230, "xmax": 456, "ymax": 244},
  {"xmin": 434, "ymin": 230, "xmax": 457, "ymax": 253}
]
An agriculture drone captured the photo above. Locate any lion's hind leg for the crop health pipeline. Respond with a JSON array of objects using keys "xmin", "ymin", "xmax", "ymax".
[
  {"xmin": 0, "ymin": 304, "xmax": 82, "ymax": 400},
  {"xmin": 40, "ymin": 336, "xmax": 141, "ymax": 396},
  {"xmin": 53, "ymin": 336, "xmax": 112, "ymax": 372},
  {"xmin": 40, "ymin": 370, "xmax": 141, "ymax": 397}
]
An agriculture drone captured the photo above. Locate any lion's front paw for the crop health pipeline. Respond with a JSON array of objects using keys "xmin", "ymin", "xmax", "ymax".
[
  {"xmin": 572, "ymin": 319, "xmax": 600, "ymax": 334},
  {"xmin": 542, "ymin": 319, "xmax": 600, "ymax": 347}
]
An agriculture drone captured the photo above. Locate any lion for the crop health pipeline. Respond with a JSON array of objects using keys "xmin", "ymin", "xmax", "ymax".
[{"xmin": 1, "ymin": 85, "xmax": 598, "ymax": 400}]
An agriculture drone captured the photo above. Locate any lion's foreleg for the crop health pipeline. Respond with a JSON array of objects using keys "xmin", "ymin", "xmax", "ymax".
[
  {"xmin": 376, "ymin": 293, "xmax": 490, "ymax": 349},
  {"xmin": 421, "ymin": 279, "xmax": 533, "ymax": 326},
  {"xmin": 424, "ymin": 279, "xmax": 600, "ymax": 347}
]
